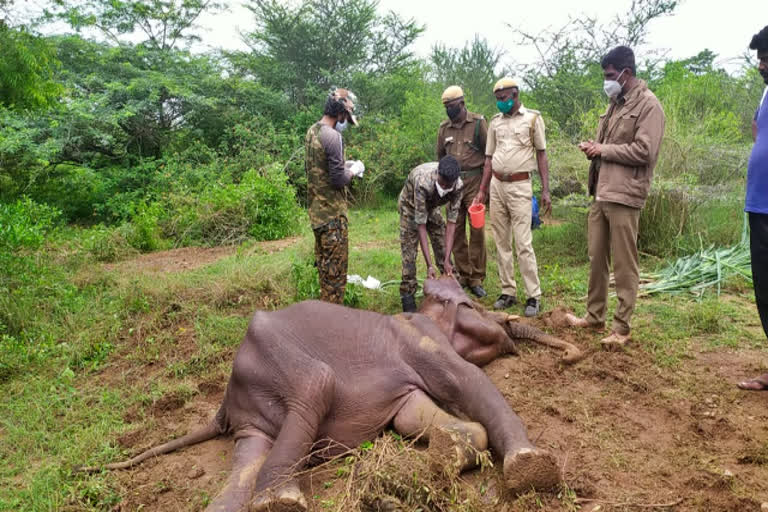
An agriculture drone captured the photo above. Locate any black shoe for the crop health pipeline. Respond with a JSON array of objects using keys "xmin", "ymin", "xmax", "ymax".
[
  {"xmin": 493, "ymin": 294, "xmax": 517, "ymax": 310},
  {"xmin": 524, "ymin": 297, "xmax": 541, "ymax": 317},
  {"xmin": 401, "ymin": 294, "xmax": 417, "ymax": 313},
  {"xmin": 468, "ymin": 285, "xmax": 487, "ymax": 298}
]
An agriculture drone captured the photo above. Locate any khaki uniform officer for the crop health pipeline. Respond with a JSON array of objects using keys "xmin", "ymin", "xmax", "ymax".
[
  {"xmin": 437, "ymin": 85, "xmax": 489, "ymax": 298},
  {"xmin": 474, "ymin": 77, "xmax": 551, "ymax": 317}
]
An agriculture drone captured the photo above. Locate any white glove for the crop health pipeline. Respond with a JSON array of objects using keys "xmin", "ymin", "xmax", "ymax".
[{"xmin": 349, "ymin": 160, "xmax": 365, "ymax": 178}]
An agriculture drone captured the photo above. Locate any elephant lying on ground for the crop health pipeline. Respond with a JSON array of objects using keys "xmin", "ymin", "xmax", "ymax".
[{"xmin": 91, "ymin": 277, "xmax": 576, "ymax": 511}]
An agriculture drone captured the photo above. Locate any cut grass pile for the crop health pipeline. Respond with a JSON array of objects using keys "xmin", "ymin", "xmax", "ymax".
[{"xmin": 640, "ymin": 216, "xmax": 751, "ymax": 297}]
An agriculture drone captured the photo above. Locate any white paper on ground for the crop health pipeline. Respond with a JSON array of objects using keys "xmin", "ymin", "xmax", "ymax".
[{"xmin": 347, "ymin": 274, "xmax": 381, "ymax": 289}]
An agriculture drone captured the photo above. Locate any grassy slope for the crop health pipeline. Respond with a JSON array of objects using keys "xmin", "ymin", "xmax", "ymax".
[{"xmin": 0, "ymin": 202, "xmax": 766, "ymax": 510}]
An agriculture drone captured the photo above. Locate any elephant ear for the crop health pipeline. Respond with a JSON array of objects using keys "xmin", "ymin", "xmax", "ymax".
[{"xmin": 423, "ymin": 277, "xmax": 474, "ymax": 309}]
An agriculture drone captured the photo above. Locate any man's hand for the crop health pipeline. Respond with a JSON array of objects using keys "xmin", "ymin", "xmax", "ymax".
[
  {"xmin": 584, "ymin": 142, "xmax": 602, "ymax": 158},
  {"xmin": 578, "ymin": 140, "xmax": 602, "ymax": 159},
  {"xmin": 472, "ymin": 190, "xmax": 486, "ymax": 205},
  {"xmin": 579, "ymin": 140, "xmax": 603, "ymax": 159},
  {"xmin": 541, "ymin": 191, "xmax": 552, "ymax": 217},
  {"xmin": 427, "ymin": 265, "xmax": 437, "ymax": 280},
  {"xmin": 443, "ymin": 260, "xmax": 453, "ymax": 277}
]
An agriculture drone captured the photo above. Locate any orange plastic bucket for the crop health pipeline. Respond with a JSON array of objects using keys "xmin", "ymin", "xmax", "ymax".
[{"xmin": 468, "ymin": 203, "xmax": 485, "ymax": 229}]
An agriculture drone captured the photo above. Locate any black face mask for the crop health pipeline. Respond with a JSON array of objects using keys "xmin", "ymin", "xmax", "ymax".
[
  {"xmin": 446, "ymin": 104, "xmax": 462, "ymax": 120},
  {"xmin": 761, "ymin": 68, "xmax": 768, "ymax": 84}
]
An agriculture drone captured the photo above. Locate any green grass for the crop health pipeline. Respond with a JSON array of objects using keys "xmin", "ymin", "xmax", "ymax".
[{"xmin": 1, "ymin": 199, "xmax": 767, "ymax": 509}]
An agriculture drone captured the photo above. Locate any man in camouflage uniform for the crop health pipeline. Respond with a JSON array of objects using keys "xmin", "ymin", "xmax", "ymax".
[
  {"xmin": 398, "ymin": 155, "xmax": 463, "ymax": 312},
  {"xmin": 305, "ymin": 88, "xmax": 364, "ymax": 304},
  {"xmin": 437, "ymin": 85, "xmax": 489, "ymax": 298}
]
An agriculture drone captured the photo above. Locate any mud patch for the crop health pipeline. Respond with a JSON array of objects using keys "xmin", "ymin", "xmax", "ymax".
[{"xmin": 104, "ymin": 236, "xmax": 300, "ymax": 275}]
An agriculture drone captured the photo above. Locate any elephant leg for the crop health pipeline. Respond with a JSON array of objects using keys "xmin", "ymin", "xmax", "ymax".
[
  {"xmin": 393, "ymin": 389, "xmax": 488, "ymax": 472},
  {"xmin": 402, "ymin": 321, "xmax": 561, "ymax": 494},
  {"xmin": 251, "ymin": 366, "xmax": 335, "ymax": 512},
  {"xmin": 205, "ymin": 432, "xmax": 273, "ymax": 512}
]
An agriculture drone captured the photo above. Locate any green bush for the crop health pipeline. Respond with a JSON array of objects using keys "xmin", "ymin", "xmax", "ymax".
[
  {"xmin": 121, "ymin": 201, "xmax": 168, "ymax": 252},
  {"xmin": 0, "ymin": 197, "xmax": 61, "ymax": 251},
  {"xmin": 164, "ymin": 165, "xmax": 304, "ymax": 246},
  {"xmin": 81, "ymin": 225, "xmax": 136, "ymax": 262}
]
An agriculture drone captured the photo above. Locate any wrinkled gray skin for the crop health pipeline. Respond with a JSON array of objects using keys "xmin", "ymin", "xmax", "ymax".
[{"xmin": 93, "ymin": 277, "xmax": 567, "ymax": 511}]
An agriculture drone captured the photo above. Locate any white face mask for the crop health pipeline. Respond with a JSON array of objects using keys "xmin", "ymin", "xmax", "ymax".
[
  {"xmin": 436, "ymin": 177, "xmax": 463, "ymax": 197},
  {"xmin": 334, "ymin": 119, "xmax": 348, "ymax": 132},
  {"xmin": 603, "ymin": 69, "xmax": 626, "ymax": 99}
]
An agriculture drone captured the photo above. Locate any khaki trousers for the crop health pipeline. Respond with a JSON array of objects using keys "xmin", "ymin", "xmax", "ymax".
[
  {"xmin": 489, "ymin": 177, "xmax": 541, "ymax": 298},
  {"xmin": 452, "ymin": 173, "xmax": 487, "ymax": 287},
  {"xmin": 586, "ymin": 201, "xmax": 640, "ymax": 335}
]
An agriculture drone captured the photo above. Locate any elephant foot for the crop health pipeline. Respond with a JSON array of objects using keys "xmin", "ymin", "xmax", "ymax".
[
  {"xmin": 427, "ymin": 423, "xmax": 487, "ymax": 474},
  {"xmin": 251, "ymin": 481, "xmax": 307, "ymax": 512},
  {"xmin": 503, "ymin": 448, "xmax": 560, "ymax": 494}
]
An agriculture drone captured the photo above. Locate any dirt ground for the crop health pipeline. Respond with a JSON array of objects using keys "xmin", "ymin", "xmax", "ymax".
[
  {"xmin": 103, "ymin": 237, "xmax": 300, "ymax": 274},
  {"xmin": 96, "ymin": 247, "xmax": 768, "ymax": 511}
]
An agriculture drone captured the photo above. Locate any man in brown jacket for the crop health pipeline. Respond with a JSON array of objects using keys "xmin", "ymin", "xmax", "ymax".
[{"xmin": 566, "ymin": 46, "xmax": 665, "ymax": 349}]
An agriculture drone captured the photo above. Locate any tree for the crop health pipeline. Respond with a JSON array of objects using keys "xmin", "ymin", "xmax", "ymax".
[
  {"xmin": 430, "ymin": 35, "xmax": 506, "ymax": 111},
  {"xmin": 0, "ymin": 25, "xmax": 60, "ymax": 110},
  {"xmin": 236, "ymin": 0, "xmax": 423, "ymax": 106},
  {"xmin": 508, "ymin": 0, "xmax": 680, "ymax": 139},
  {"xmin": 0, "ymin": 0, "xmax": 60, "ymax": 111},
  {"xmin": 43, "ymin": 0, "xmax": 226, "ymax": 52}
]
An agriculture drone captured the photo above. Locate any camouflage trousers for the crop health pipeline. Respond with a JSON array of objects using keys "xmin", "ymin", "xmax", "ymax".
[
  {"xmin": 313, "ymin": 216, "xmax": 348, "ymax": 304},
  {"xmin": 399, "ymin": 208, "xmax": 446, "ymax": 297}
]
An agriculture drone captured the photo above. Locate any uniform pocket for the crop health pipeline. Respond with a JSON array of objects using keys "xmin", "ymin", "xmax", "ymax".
[
  {"xmin": 496, "ymin": 126, "xmax": 514, "ymax": 150},
  {"xmin": 614, "ymin": 113, "xmax": 639, "ymax": 143},
  {"xmin": 514, "ymin": 126, "xmax": 531, "ymax": 146}
]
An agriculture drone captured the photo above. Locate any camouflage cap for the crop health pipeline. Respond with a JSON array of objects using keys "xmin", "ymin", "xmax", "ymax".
[
  {"xmin": 441, "ymin": 85, "xmax": 464, "ymax": 104},
  {"xmin": 493, "ymin": 77, "xmax": 519, "ymax": 92},
  {"xmin": 330, "ymin": 87, "xmax": 358, "ymax": 125}
]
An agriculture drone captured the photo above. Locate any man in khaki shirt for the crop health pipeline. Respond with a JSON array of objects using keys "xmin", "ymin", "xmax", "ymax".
[
  {"xmin": 567, "ymin": 46, "xmax": 665, "ymax": 349},
  {"xmin": 437, "ymin": 85, "xmax": 489, "ymax": 298},
  {"xmin": 474, "ymin": 77, "xmax": 551, "ymax": 317}
]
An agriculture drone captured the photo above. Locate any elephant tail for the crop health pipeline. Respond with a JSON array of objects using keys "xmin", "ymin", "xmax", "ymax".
[
  {"xmin": 503, "ymin": 321, "xmax": 585, "ymax": 365},
  {"xmin": 77, "ymin": 405, "xmax": 226, "ymax": 473}
]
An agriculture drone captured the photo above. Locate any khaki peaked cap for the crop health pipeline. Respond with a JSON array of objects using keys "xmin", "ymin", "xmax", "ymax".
[
  {"xmin": 441, "ymin": 85, "xmax": 464, "ymax": 103},
  {"xmin": 493, "ymin": 77, "xmax": 519, "ymax": 92}
]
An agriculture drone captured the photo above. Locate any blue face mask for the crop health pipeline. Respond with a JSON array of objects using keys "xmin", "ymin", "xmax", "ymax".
[
  {"xmin": 497, "ymin": 97, "xmax": 515, "ymax": 114},
  {"xmin": 334, "ymin": 120, "xmax": 348, "ymax": 132}
]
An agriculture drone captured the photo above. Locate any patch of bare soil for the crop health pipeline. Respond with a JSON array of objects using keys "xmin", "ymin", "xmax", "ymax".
[
  {"xmin": 104, "ymin": 236, "xmax": 300, "ymax": 275},
  {"xmin": 100, "ymin": 309, "xmax": 768, "ymax": 511},
  {"xmin": 105, "ymin": 246, "xmax": 236, "ymax": 274}
]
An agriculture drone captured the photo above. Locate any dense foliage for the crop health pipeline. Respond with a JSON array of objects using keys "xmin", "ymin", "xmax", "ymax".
[{"xmin": 0, "ymin": 0, "xmax": 764, "ymax": 281}]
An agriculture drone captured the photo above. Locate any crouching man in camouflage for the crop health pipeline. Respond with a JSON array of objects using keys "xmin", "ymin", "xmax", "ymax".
[
  {"xmin": 305, "ymin": 88, "xmax": 364, "ymax": 304},
  {"xmin": 398, "ymin": 155, "xmax": 463, "ymax": 312}
]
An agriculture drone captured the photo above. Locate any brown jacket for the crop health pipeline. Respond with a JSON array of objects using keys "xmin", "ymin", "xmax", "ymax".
[{"xmin": 589, "ymin": 79, "xmax": 665, "ymax": 209}]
